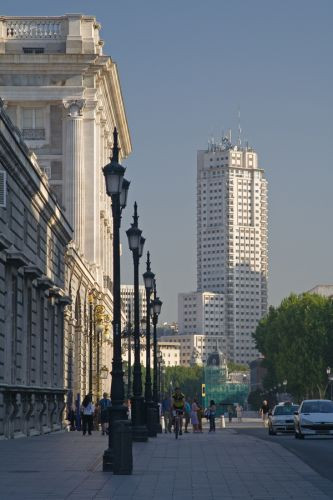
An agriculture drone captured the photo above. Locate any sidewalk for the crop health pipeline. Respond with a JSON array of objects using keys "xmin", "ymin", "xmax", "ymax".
[{"xmin": 0, "ymin": 425, "xmax": 332, "ymax": 499}]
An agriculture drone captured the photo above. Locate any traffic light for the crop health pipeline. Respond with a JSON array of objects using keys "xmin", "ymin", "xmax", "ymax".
[{"xmin": 201, "ymin": 383, "xmax": 206, "ymax": 397}]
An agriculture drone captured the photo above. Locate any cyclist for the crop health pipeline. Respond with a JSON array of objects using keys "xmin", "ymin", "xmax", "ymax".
[{"xmin": 172, "ymin": 387, "xmax": 185, "ymax": 436}]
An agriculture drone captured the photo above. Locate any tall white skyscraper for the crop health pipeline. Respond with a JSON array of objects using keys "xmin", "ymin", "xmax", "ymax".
[{"xmin": 196, "ymin": 136, "xmax": 268, "ymax": 363}]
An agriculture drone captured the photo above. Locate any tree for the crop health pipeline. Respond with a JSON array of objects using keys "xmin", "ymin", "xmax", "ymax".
[
  {"xmin": 163, "ymin": 365, "xmax": 204, "ymax": 400},
  {"xmin": 247, "ymin": 389, "xmax": 263, "ymax": 411},
  {"xmin": 227, "ymin": 361, "xmax": 248, "ymax": 373},
  {"xmin": 253, "ymin": 293, "xmax": 333, "ymax": 401}
]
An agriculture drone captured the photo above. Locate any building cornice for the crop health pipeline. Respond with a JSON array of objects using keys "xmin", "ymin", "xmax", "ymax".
[{"xmin": 0, "ymin": 54, "xmax": 132, "ymax": 158}]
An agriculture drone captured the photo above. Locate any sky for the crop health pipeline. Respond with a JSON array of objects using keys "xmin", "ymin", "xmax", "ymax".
[{"xmin": 1, "ymin": 0, "xmax": 333, "ymax": 323}]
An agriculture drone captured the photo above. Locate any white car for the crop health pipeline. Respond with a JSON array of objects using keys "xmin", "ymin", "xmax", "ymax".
[
  {"xmin": 294, "ymin": 399, "xmax": 333, "ymax": 439},
  {"xmin": 268, "ymin": 402, "xmax": 299, "ymax": 435}
]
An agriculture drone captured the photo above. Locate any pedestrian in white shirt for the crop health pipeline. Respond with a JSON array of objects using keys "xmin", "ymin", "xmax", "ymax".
[{"xmin": 81, "ymin": 394, "xmax": 95, "ymax": 436}]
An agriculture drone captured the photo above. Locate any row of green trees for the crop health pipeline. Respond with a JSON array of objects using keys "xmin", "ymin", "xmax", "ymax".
[
  {"xmin": 123, "ymin": 362, "xmax": 248, "ymax": 402},
  {"xmin": 253, "ymin": 293, "xmax": 333, "ymax": 401},
  {"xmin": 162, "ymin": 365, "xmax": 204, "ymax": 400}
]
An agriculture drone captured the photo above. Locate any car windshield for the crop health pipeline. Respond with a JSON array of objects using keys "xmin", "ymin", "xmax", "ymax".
[
  {"xmin": 273, "ymin": 405, "xmax": 298, "ymax": 415},
  {"xmin": 301, "ymin": 401, "xmax": 333, "ymax": 413}
]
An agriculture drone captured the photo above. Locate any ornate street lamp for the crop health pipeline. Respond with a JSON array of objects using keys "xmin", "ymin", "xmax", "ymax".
[
  {"xmin": 102, "ymin": 127, "xmax": 130, "ymax": 472},
  {"xmin": 126, "ymin": 203, "xmax": 148, "ymax": 441},
  {"xmin": 100, "ymin": 365, "xmax": 109, "ymax": 380},
  {"xmin": 143, "ymin": 252, "xmax": 155, "ymax": 436},
  {"xmin": 151, "ymin": 280, "xmax": 162, "ymax": 433}
]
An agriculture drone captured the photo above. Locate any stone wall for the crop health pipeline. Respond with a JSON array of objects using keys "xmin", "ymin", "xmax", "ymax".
[{"xmin": 0, "ymin": 100, "xmax": 72, "ymax": 438}]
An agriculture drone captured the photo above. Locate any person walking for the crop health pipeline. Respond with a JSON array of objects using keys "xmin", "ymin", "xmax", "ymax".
[
  {"xmin": 161, "ymin": 394, "xmax": 172, "ymax": 433},
  {"xmin": 236, "ymin": 404, "xmax": 243, "ymax": 423},
  {"xmin": 208, "ymin": 400, "xmax": 217, "ymax": 432},
  {"xmin": 184, "ymin": 398, "xmax": 191, "ymax": 433},
  {"xmin": 191, "ymin": 398, "xmax": 199, "ymax": 433},
  {"xmin": 81, "ymin": 394, "xmax": 95, "ymax": 436},
  {"xmin": 227, "ymin": 404, "xmax": 233, "ymax": 423},
  {"xmin": 98, "ymin": 392, "xmax": 111, "ymax": 435},
  {"xmin": 196, "ymin": 400, "xmax": 203, "ymax": 432},
  {"xmin": 260, "ymin": 400, "xmax": 270, "ymax": 427}
]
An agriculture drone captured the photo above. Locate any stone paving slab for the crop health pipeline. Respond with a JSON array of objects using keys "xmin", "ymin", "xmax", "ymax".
[{"xmin": 0, "ymin": 427, "xmax": 332, "ymax": 499}]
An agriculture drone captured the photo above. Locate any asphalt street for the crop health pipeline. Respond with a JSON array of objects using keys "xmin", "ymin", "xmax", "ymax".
[{"xmin": 236, "ymin": 427, "xmax": 333, "ymax": 485}]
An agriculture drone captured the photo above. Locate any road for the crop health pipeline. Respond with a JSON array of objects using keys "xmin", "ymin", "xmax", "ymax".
[{"xmin": 236, "ymin": 426, "xmax": 333, "ymax": 485}]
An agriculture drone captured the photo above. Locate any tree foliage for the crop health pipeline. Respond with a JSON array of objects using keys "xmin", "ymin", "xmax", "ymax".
[
  {"xmin": 253, "ymin": 293, "xmax": 333, "ymax": 401},
  {"xmin": 162, "ymin": 365, "xmax": 204, "ymax": 400},
  {"xmin": 227, "ymin": 361, "xmax": 248, "ymax": 373},
  {"xmin": 247, "ymin": 389, "xmax": 264, "ymax": 411}
]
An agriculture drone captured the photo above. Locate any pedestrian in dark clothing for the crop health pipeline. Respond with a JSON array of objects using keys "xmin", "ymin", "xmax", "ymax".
[
  {"xmin": 98, "ymin": 392, "xmax": 111, "ymax": 435},
  {"xmin": 209, "ymin": 400, "xmax": 217, "ymax": 432},
  {"xmin": 260, "ymin": 400, "xmax": 270, "ymax": 427},
  {"xmin": 227, "ymin": 404, "xmax": 233, "ymax": 423},
  {"xmin": 67, "ymin": 407, "xmax": 76, "ymax": 431},
  {"xmin": 161, "ymin": 395, "xmax": 172, "ymax": 433},
  {"xmin": 81, "ymin": 394, "xmax": 95, "ymax": 436}
]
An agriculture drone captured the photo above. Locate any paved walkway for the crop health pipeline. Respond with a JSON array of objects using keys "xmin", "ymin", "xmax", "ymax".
[{"xmin": 0, "ymin": 425, "xmax": 332, "ymax": 499}]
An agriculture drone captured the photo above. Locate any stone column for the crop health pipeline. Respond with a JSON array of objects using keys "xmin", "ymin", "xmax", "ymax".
[{"xmin": 63, "ymin": 100, "xmax": 85, "ymax": 250}]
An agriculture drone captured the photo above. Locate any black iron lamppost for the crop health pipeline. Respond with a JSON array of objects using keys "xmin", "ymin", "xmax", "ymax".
[
  {"xmin": 143, "ymin": 252, "xmax": 155, "ymax": 436},
  {"xmin": 102, "ymin": 127, "xmax": 130, "ymax": 472},
  {"xmin": 126, "ymin": 202, "xmax": 148, "ymax": 441},
  {"xmin": 151, "ymin": 280, "xmax": 162, "ymax": 433},
  {"xmin": 126, "ymin": 305, "xmax": 132, "ymax": 402}
]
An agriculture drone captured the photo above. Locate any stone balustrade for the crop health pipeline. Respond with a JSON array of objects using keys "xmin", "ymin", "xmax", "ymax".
[
  {"xmin": 0, "ymin": 387, "xmax": 66, "ymax": 439},
  {"xmin": 5, "ymin": 19, "xmax": 64, "ymax": 39}
]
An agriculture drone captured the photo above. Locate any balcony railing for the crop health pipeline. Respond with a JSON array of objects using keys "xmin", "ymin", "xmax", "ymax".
[
  {"xmin": 22, "ymin": 128, "xmax": 45, "ymax": 140},
  {"xmin": 5, "ymin": 19, "xmax": 64, "ymax": 39}
]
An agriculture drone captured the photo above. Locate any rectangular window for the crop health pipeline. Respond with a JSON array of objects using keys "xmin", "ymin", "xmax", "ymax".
[
  {"xmin": 22, "ymin": 108, "xmax": 45, "ymax": 140},
  {"xmin": 23, "ymin": 47, "xmax": 45, "ymax": 54}
]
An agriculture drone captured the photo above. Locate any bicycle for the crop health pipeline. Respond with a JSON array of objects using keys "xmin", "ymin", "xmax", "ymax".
[{"xmin": 173, "ymin": 409, "xmax": 183, "ymax": 439}]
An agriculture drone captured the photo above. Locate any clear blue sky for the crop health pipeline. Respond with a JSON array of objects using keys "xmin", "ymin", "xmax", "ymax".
[{"xmin": 2, "ymin": 0, "xmax": 333, "ymax": 322}]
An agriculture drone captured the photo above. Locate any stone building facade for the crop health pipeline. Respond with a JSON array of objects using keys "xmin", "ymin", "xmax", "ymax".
[
  {"xmin": 0, "ymin": 15, "xmax": 132, "ymax": 407},
  {"xmin": 0, "ymin": 101, "xmax": 72, "ymax": 438}
]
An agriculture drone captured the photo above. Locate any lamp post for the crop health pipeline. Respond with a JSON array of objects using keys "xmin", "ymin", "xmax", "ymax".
[
  {"xmin": 100, "ymin": 365, "xmax": 109, "ymax": 381},
  {"xmin": 126, "ymin": 202, "xmax": 148, "ymax": 442},
  {"xmin": 283, "ymin": 379, "xmax": 287, "ymax": 397},
  {"xmin": 157, "ymin": 352, "xmax": 165, "ymax": 401},
  {"xmin": 327, "ymin": 367, "xmax": 333, "ymax": 400},
  {"xmin": 143, "ymin": 251, "xmax": 155, "ymax": 436},
  {"xmin": 126, "ymin": 305, "xmax": 132, "ymax": 402},
  {"xmin": 151, "ymin": 280, "xmax": 162, "ymax": 433},
  {"xmin": 102, "ymin": 127, "xmax": 130, "ymax": 472}
]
